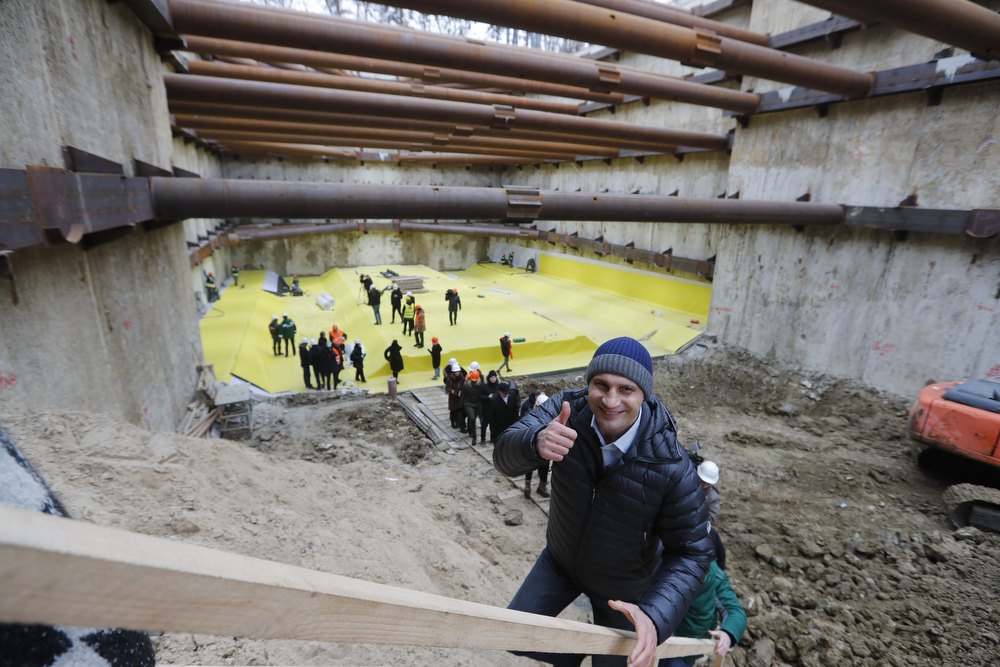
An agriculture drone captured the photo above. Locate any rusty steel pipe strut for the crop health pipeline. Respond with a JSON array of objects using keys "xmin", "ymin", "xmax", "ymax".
[
  {"xmin": 165, "ymin": 74, "xmax": 730, "ymax": 151},
  {"xmin": 182, "ymin": 36, "xmax": 627, "ymax": 105},
  {"xmin": 569, "ymin": 0, "xmax": 770, "ymax": 46},
  {"xmin": 375, "ymin": 0, "xmax": 873, "ymax": 97},
  {"xmin": 167, "ymin": 0, "xmax": 760, "ymax": 113},
  {"xmin": 201, "ymin": 130, "xmax": 600, "ymax": 161},
  {"xmin": 796, "ymin": 0, "xmax": 1000, "ymax": 60},
  {"xmin": 173, "ymin": 115, "xmax": 639, "ymax": 157},
  {"xmin": 218, "ymin": 142, "xmax": 358, "ymax": 159},
  {"xmin": 150, "ymin": 178, "xmax": 845, "ymax": 226},
  {"xmin": 169, "ymin": 105, "xmax": 680, "ymax": 152},
  {"xmin": 191, "ymin": 127, "xmax": 620, "ymax": 159},
  {"xmin": 185, "ymin": 60, "xmax": 580, "ymax": 115}
]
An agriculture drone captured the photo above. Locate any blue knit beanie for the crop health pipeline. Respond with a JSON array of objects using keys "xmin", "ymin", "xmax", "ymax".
[{"xmin": 586, "ymin": 337, "xmax": 654, "ymax": 399}]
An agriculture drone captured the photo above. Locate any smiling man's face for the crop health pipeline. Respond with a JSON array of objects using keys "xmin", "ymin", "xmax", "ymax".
[{"xmin": 588, "ymin": 372, "xmax": 644, "ymax": 442}]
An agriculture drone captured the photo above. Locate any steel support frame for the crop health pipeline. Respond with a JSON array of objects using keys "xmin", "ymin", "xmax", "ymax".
[{"xmin": 3, "ymin": 171, "xmax": 997, "ymax": 256}]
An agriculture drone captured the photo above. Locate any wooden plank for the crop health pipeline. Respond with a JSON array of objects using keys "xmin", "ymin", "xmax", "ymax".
[{"xmin": 0, "ymin": 506, "xmax": 715, "ymax": 660}]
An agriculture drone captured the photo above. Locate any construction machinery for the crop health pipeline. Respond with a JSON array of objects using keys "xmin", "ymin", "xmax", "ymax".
[{"xmin": 909, "ymin": 378, "xmax": 1000, "ymax": 532}]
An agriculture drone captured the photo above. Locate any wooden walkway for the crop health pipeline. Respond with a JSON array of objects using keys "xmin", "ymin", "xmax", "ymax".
[{"xmin": 402, "ymin": 386, "xmax": 550, "ymax": 514}]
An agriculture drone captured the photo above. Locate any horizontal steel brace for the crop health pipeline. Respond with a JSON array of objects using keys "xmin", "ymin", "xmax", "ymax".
[
  {"xmin": 742, "ymin": 56, "xmax": 1000, "ymax": 116},
  {"xmin": 0, "ymin": 169, "xmax": 157, "ymax": 251},
  {"xmin": 843, "ymin": 206, "xmax": 999, "ymax": 237}
]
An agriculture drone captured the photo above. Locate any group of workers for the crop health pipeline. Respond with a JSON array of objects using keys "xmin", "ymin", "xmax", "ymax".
[{"xmin": 443, "ymin": 360, "xmax": 523, "ymax": 448}]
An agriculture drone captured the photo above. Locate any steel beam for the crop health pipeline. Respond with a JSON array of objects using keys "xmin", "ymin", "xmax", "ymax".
[
  {"xmin": 741, "ymin": 56, "xmax": 1000, "ymax": 116},
  {"xmin": 169, "ymin": 106, "xmax": 679, "ymax": 152},
  {"xmin": 569, "ymin": 0, "xmax": 770, "ymax": 46},
  {"xmin": 165, "ymin": 74, "xmax": 731, "ymax": 151},
  {"xmin": 150, "ymin": 178, "xmax": 844, "ymax": 225},
  {"xmin": 193, "ymin": 129, "xmax": 616, "ymax": 161},
  {"xmin": 167, "ymin": 0, "xmax": 761, "ymax": 113},
  {"xmin": 185, "ymin": 60, "xmax": 580, "ymax": 115},
  {"xmin": 371, "ymin": 0, "xmax": 873, "ymax": 97},
  {"xmin": 181, "ymin": 36, "xmax": 627, "ymax": 105},
  {"xmin": 797, "ymin": 0, "xmax": 1000, "ymax": 60}
]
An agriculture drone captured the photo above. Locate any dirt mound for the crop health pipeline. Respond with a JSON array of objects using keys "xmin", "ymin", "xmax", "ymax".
[{"xmin": 3, "ymin": 341, "xmax": 998, "ymax": 666}]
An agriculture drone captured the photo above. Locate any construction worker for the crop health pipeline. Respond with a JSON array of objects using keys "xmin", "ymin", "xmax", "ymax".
[
  {"xmin": 429, "ymin": 337, "xmax": 442, "ymax": 380},
  {"xmin": 444, "ymin": 360, "xmax": 466, "ymax": 430},
  {"xmin": 413, "ymin": 304, "xmax": 426, "ymax": 348},
  {"xmin": 401, "ymin": 293, "xmax": 416, "ymax": 336},
  {"xmin": 204, "ymin": 271, "xmax": 218, "ymax": 302},
  {"xmin": 329, "ymin": 324, "xmax": 347, "ymax": 355},
  {"xmin": 268, "ymin": 315, "xmax": 281, "ymax": 356},
  {"xmin": 290, "ymin": 274, "xmax": 303, "ymax": 297},
  {"xmin": 498, "ymin": 332, "xmax": 514, "ymax": 373},
  {"xmin": 389, "ymin": 283, "xmax": 403, "ymax": 324},
  {"xmin": 279, "ymin": 313, "xmax": 296, "ymax": 357},
  {"xmin": 494, "ymin": 337, "xmax": 713, "ymax": 666},
  {"xmin": 331, "ymin": 344, "xmax": 343, "ymax": 390},
  {"xmin": 698, "ymin": 459, "xmax": 726, "ymax": 570},
  {"xmin": 446, "ymin": 288, "xmax": 461, "ymax": 325},
  {"xmin": 231, "ymin": 261, "xmax": 240, "ymax": 286},
  {"xmin": 310, "ymin": 337, "xmax": 325, "ymax": 389}
]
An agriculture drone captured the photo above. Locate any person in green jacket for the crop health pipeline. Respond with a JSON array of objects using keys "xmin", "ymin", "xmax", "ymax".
[
  {"xmin": 665, "ymin": 561, "xmax": 746, "ymax": 666},
  {"xmin": 279, "ymin": 313, "xmax": 297, "ymax": 357}
]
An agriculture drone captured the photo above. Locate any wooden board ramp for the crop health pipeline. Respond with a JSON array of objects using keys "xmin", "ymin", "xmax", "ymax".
[{"xmin": 0, "ymin": 506, "xmax": 716, "ymax": 661}]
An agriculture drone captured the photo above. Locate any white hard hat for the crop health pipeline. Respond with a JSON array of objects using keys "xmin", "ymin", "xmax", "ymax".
[
  {"xmin": 449, "ymin": 362, "xmax": 460, "ymax": 372},
  {"xmin": 309, "ymin": 339, "xmax": 316, "ymax": 344},
  {"xmin": 392, "ymin": 283, "xmax": 398, "ymax": 289},
  {"xmin": 697, "ymin": 461, "xmax": 720, "ymax": 486},
  {"xmin": 535, "ymin": 392, "xmax": 549, "ymax": 407},
  {"xmin": 505, "ymin": 331, "xmax": 510, "ymax": 337},
  {"xmin": 272, "ymin": 314, "xmax": 278, "ymax": 319},
  {"xmin": 405, "ymin": 291, "xmax": 412, "ymax": 296},
  {"xmin": 355, "ymin": 339, "xmax": 361, "ymax": 344},
  {"xmin": 469, "ymin": 361, "xmax": 480, "ymax": 371},
  {"xmin": 282, "ymin": 312, "xmax": 288, "ymax": 317},
  {"xmin": 448, "ymin": 357, "xmax": 457, "ymax": 365}
]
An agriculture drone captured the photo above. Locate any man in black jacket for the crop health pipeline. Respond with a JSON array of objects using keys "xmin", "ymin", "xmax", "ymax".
[{"xmin": 494, "ymin": 337, "xmax": 713, "ymax": 667}]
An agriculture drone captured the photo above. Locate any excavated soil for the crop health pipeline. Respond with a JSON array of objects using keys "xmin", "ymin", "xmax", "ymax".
[{"xmin": 3, "ymin": 341, "xmax": 998, "ymax": 666}]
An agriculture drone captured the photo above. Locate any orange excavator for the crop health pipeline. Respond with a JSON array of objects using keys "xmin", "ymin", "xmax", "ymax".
[{"xmin": 909, "ymin": 378, "xmax": 1000, "ymax": 532}]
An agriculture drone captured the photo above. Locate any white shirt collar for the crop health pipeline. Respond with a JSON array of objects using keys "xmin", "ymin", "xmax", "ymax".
[{"xmin": 591, "ymin": 403, "xmax": 644, "ymax": 455}]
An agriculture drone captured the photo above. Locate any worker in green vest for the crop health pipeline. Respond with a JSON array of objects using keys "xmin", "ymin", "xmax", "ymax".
[
  {"xmin": 231, "ymin": 262, "xmax": 240, "ymax": 286},
  {"xmin": 401, "ymin": 293, "xmax": 416, "ymax": 337}
]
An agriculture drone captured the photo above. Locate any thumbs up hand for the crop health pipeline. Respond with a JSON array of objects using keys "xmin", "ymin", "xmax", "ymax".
[{"xmin": 536, "ymin": 401, "xmax": 577, "ymax": 462}]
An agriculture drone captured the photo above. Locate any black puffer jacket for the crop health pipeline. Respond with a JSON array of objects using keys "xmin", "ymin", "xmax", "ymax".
[{"xmin": 494, "ymin": 387, "xmax": 713, "ymax": 643}]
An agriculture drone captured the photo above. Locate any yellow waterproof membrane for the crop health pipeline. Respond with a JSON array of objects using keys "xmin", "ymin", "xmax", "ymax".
[{"xmin": 200, "ymin": 256, "xmax": 710, "ymax": 394}]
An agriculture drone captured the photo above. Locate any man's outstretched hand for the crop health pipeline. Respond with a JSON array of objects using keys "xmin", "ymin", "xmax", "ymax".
[
  {"xmin": 536, "ymin": 401, "xmax": 577, "ymax": 462},
  {"xmin": 608, "ymin": 600, "xmax": 657, "ymax": 667}
]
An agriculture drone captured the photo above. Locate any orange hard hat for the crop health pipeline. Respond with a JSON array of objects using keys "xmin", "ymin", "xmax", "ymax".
[
  {"xmin": 468, "ymin": 370, "xmax": 481, "ymax": 382},
  {"xmin": 415, "ymin": 304, "xmax": 422, "ymax": 310},
  {"xmin": 432, "ymin": 337, "xmax": 439, "ymax": 343}
]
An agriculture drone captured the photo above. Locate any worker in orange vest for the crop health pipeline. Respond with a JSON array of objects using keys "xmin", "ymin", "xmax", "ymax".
[{"xmin": 413, "ymin": 305, "xmax": 427, "ymax": 348}]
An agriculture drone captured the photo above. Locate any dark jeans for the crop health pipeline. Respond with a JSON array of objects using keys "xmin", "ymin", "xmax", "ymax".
[
  {"xmin": 391, "ymin": 304, "xmax": 402, "ymax": 323},
  {"xmin": 302, "ymin": 365, "xmax": 312, "ymax": 388},
  {"xmin": 479, "ymin": 404, "xmax": 490, "ymax": 440},
  {"xmin": 464, "ymin": 404, "xmax": 478, "ymax": 443},
  {"xmin": 372, "ymin": 305, "xmax": 381, "ymax": 324},
  {"xmin": 272, "ymin": 335, "xmax": 281, "ymax": 355},
  {"xmin": 449, "ymin": 309, "xmax": 458, "ymax": 325},
  {"xmin": 415, "ymin": 331, "xmax": 424, "ymax": 347},
  {"xmin": 354, "ymin": 363, "xmax": 366, "ymax": 382},
  {"xmin": 507, "ymin": 548, "xmax": 639, "ymax": 667}
]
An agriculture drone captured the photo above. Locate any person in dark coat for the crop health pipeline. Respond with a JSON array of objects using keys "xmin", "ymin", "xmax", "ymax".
[
  {"xmin": 299, "ymin": 339, "xmax": 313, "ymax": 389},
  {"xmin": 494, "ymin": 337, "xmax": 713, "ymax": 667},
  {"xmin": 384, "ymin": 339, "xmax": 404, "ymax": 380},
  {"xmin": 331, "ymin": 344, "xmax": 344, "ymax": 390},
  {"xmin": 368, "ymin": 285, "xmax": 382, "ymax": 325},
  {"xmin": 446, "ymin": 288, "xmax": 462, "ymax": 325},
  {"xmin": 460, "ymin": 369, "xmax": 482, "ymax": 446},
  {"xmin": 444, "ymin": 360, "xmax": 466, "ymax": 429},
  {"xmin": 498, "ymin": 332, "xmax": 514, "ymax": 373},
  {"xmin": 389, "ymin": 283, "xmax": 403, "ymax": 324},
  {"xmin": 309, "ymin": 338, "xmax": 324, "ymax": 389},
  {"xmin": 478, "ymin": 369, "xmax": 501, "ymax": 444},
  {"xmin": 521, "ymin": 392, "xmax": 551, "ymax": 498},
  {"xmin": 350, "ymin": 339, "xmax": 366, "ymax": 383},
  {"xmin": 489, "ymin": 381, "xmax": 520, "ymax": 444},
  {"xmin": 268, "ymin": 315, "xmax": 281, "ymax": 355},
  {"xmin": 429, "ymin": 337, "xmax": 442, "ymax": 380}
]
